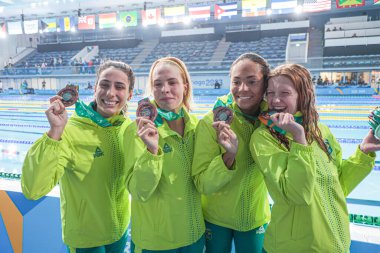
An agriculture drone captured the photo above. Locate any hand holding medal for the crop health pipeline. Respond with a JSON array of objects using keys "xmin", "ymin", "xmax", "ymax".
[
  {"xmin": 213, "ymin": 107, "xmax": 234, "ymax": 125},
  {"xmin": 57, "ymin": 84, "xmax": 79, "ymax": 107},
  {"xmin": 136, "ymin": 97, "xmax": 158, "ymax": 122},
  {"xmin": 136, "ymin": 98, "xmax": 159, "ymax": 155}
]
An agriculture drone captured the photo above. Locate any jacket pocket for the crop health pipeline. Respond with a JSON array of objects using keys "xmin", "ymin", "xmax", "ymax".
[{"xmin": 291, "ymin": 206, "xmax": 301, "ymax": 239}]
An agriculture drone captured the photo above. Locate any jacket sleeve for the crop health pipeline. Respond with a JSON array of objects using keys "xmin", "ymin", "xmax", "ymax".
[
  {"xmin": 250, "ymin": 128, "xmax": 316, "ymax": 205},
  {"xmin": 192, "ymin": 118, "xmax": 237, "ymax": 195},
  {"xmin": 21, "ymin": 133, "xmax": 72, "ymax": 200},
  {"xmin": 124, "ymin": 124, "xmax": 163, "ymax": 202},
  {"xmin": 325, "ymin": 127, "xmax": 375, "ymax": 196}
]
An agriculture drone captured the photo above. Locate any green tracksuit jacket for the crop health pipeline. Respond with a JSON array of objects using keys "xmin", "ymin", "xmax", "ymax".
[
  {"xmin": 250, "ymin": 123, "xmax": 375, "ymax": 253},
  {"xmin": 124, "ymin": 109, "xmax": 205, "ymax": 250},
  {"xmin": 192, "ymin": 95, "xmax": 270, "ymax": 231},
  {"xmin": 22, "ymin": 112, "xmax": 131, "ymax": 248}
]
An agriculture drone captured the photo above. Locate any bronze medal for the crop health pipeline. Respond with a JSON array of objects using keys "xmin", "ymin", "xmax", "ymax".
[
  {"xmin": 57, "ymin": 85, "xmax": 79, "ymax": 107},
  {"xmin": 369, "ymin": 107, "xmax": 380, "ymax": 139},
  {"xmin": 213, "ymin": 107, "xmax": 234, "ymax": 125},
  {"xmin": 136, "ymin": 98, "xmax": 157, "ymax": 122}
]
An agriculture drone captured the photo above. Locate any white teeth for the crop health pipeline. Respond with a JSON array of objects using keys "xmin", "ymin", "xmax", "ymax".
[
  {"xmin": 239, "ymin": 96, "xmax": 251, "ymax": 99},
  {"xmin": 104, "ymin": 100, "xmax": 117, "ymax": 105}
]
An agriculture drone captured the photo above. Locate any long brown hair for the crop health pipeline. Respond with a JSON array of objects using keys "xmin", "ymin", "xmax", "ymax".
[{"xmin": 268, "ymin": 64, "xmax": 330, "ymax": 158}]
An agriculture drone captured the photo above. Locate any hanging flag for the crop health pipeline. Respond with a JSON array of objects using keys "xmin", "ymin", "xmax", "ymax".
[
  {"xmin": 164, "ymin": 5, "xmax": 185, "ymax": 23},
  {"xmin": 99, "ymin": 13, "xmax": 116, "ymax": 29},
  {"xmin": 336, "ymin": 0, "xmax": 365, "ymax": 8},
  {"xmin": 271, "ymin": 0, "xmax": 298, "ymax": 14},
  {"xmin": 141, "ymin": 8, "xmax": 161, "ymax": 26},
  {"xmin": 214, "ymin": 2, "xmax": 238, "ymax": 19},
  {"xmin": 242, "ymin": 0, "xmax": 266, "ymax": 17},
  {"xmin": 375, "ymin": 0, "xmax": 380, "ymax": 4},
  {"xmin": 41, "ymin": 18, "xmax": 57, "ymax": 32},
  {"xmin": 119, "ymin": 11, "xmax": 138, "ymax": 27},
  {"xmin": 303, "ymin": 0, "xmax": 331, "ymax": 12},
  {"xmin": 24, "ymin": 20, "xmax": 39, "ymax": 34},
  {"xmin": 1, "ymin": 23, "xmax": 6, "ymax": 33},
  {"xmin": 78, "ymin": 15, "xmax": 96, "ymax": 30},
  {"xmin": 188, "ymin": 5, "xmax": 211, "ymax": 20},
  {"xmin": 59, "ymin": 16, "xmax": 75, "ymax": 32},
  {"xmin": 7, "ymin": 21, "xmax": 23, "ymax": 35}
]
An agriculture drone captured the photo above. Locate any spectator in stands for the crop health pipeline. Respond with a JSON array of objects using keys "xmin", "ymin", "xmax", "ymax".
[
  {"xmin": 317, "ymin": 76, "xmax": 323, "ymax": 86},
  {"xmin": 86, "ymin": 81, "xmax": 93, "ymax": 90},
  {"xmin": 214, "ymin": 80, "xmax": 221, "ymax": 89},
  {"xmin": 0, "ymin": 80, "xmax": 3, "ymax": 93},
  {"xmin": 192, "ymin": 53, "xmax": 270, "ymax": 253},
  {"xmin": 352, "ymin": 33, "xmax": 358, "ymax": 37},
  {"xmin": 326, "ymin": 28, "xmax": 331, "ymax": 32},
  {"xmin": 250, "ymin": 63, "xmax": 379, "ymax": 253},
  {"xmin": 333, "ymin": 26, "xmax": 337, "ymax": 31},
  {"xmin": 124, "ymin": 57, "xmax": 205, "ymax": 253},
  {"xmin": 21, "ymin": 60, "xmax": 135, "ymax": 253},
  {"xmin": 42, "ymin": 80, "xmax": 46, "ymax": 90},
  {"xmin": 339, "ymin": 27, "xmax": 343, "ymax": 31}
]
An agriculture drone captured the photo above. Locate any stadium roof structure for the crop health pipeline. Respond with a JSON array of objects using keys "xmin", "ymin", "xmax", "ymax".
[{"xmin": 0, "ymin": 0, "xmax": 211, "ymax": 21}]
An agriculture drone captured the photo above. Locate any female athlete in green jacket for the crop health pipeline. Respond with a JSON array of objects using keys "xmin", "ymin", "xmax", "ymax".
[
  {"xmin": 250, "ymin": 63, "xmax": 380, "ymax": 253},
  {"xmin": 124, "ymin": 57, "xmax": 205, "ymax": 252},
  {"xmin": 192, "ymin": 53, "xmax": 271, "ymax": 253},
  {"xmin": 22, "ymin": 61, "xmax": 134, "ymax": 253}
]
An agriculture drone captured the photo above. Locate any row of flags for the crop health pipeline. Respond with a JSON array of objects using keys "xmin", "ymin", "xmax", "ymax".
[{"xmin": 0, "ymin": 0, "xmax": 374, "ymax": 35}]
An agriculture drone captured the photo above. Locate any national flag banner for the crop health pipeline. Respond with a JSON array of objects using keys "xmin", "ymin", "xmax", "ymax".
[
  {"xmin": 214, "ymin": 2, "xmax": 238, "ymax": 19},
  {"xmin": 188, "ymin": 5, "xmax": 211, "ymax": 20},
  {"xmin": 59, "ymin": 16, "xmax": 75, "ymax": 32},
  {"xmin": 336, "ymin": 0, "xmax": 365, "ymax": 8},
  {"xmin": 78, "ymin": 15, "xmax": 96, "ymax": 30},
  {"xmin": 375, "ymin": 0, "xmax": 380, "ymax": 4},
  {"xmin": 141, "ymin": 8, "xmax": 161, "ymax": 26},
  {"xmin": 41, "ymin": 18, "xmax": 57, "ymax": 32},
  {"xmin": 99, "ymin": 13, "xmax": 116, "ymax": 29},
  {"xmin": 164, "ymin": 5, "xmax": 185, "ymax": 23},
  {"xmin": 24, "ymin": 20, "xmax": 39, "ymax": 34},
  {"xmin": 271, "ymin": 0, "xmax": 298, "ymax": 14},
  {"xmin": 1, "ymin": 23, "xmax": 6, "ymax": 33},
  {"xmin": 7, "ymin": 21, "xmax": 23, "ymax": 35},
  {"xmin": 242, "ymin": 0, "xmax": 267, "ymax": 17},
  {"xmin": 303, "ymin": 0, "xmax": 331, "ymax": 12},
  {"xmin": 119, "ymin": 11, "xmax": 138, "ymax": 27}
]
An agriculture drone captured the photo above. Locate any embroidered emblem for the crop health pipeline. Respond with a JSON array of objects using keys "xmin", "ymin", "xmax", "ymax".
[
  {"xmin": 163, "ymin": 143, "xmax": 172, "ymax": 153},
  {"xmin": 256, "ymin": 225, "xmax": 266, "ymax": 234},
  {"xmin": 205, "ymin": 228, "xmax": 212, "ymax": 241},
  {"xmin": 93, "ymin": 147, "xmax": 104, "ymax": 158}
]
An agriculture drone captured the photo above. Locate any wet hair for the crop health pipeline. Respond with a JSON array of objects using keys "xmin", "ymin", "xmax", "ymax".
[
  {"xmin": 230, "ymin": 52, "xmax": 271, "ymax": 89},
  {"xmin": 268, "ymin": 63, "xmax": 330, "ymax": 158},
  {"xmin": 95, "ymin": 60, "xmax": 135, "ymax": 92},
  {"xmin": 148, "ymin": 57, "xmax": 193, "ymax": 111}
]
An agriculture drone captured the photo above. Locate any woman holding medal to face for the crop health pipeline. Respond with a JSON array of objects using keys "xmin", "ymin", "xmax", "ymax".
[
  {"xmin": 123, "ymin": 57, "xmax": 205, "ymax": 252},
  {"xmin": 250, "ymin": 63, "xmax": 380, "ymax": 253},
  {"xmin": 192, "ymin": 53, "xmax": 271, "ymax": 253},
  {"xmin": 21, "ymin": 60, "xmax": 134, "ymax": 253}
]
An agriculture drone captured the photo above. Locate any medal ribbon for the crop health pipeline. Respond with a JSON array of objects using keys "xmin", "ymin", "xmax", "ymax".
[{"xmin": 258, "ymin": 111, "xmax": 303, "ymax": 135}]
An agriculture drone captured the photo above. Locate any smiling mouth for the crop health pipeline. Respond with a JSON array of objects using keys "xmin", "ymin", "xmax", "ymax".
[
  {"xmin": 270, "ymin": 107, "xmax": 286, "ymax": 113},
  {"xmin": 102, "ymin": 100, "xmax": 118, "ymax": 106}
]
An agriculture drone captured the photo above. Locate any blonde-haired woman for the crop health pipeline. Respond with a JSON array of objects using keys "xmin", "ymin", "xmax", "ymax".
[{"xmin": 123, "ymin": 57, "xmax": 205, "ymax": 252}]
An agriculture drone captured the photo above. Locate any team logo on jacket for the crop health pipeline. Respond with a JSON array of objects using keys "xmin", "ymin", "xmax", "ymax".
[
  {"xmin": 93, "ymin": 147, "xmax": 104, "ymax": 158},
  {"xmin": 163, "ymin": 143, "xmax": 172, "ymax": 153},
  {"xmin": 323, "ymin": 139, "xmax": 333, "ymax": 155}
]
